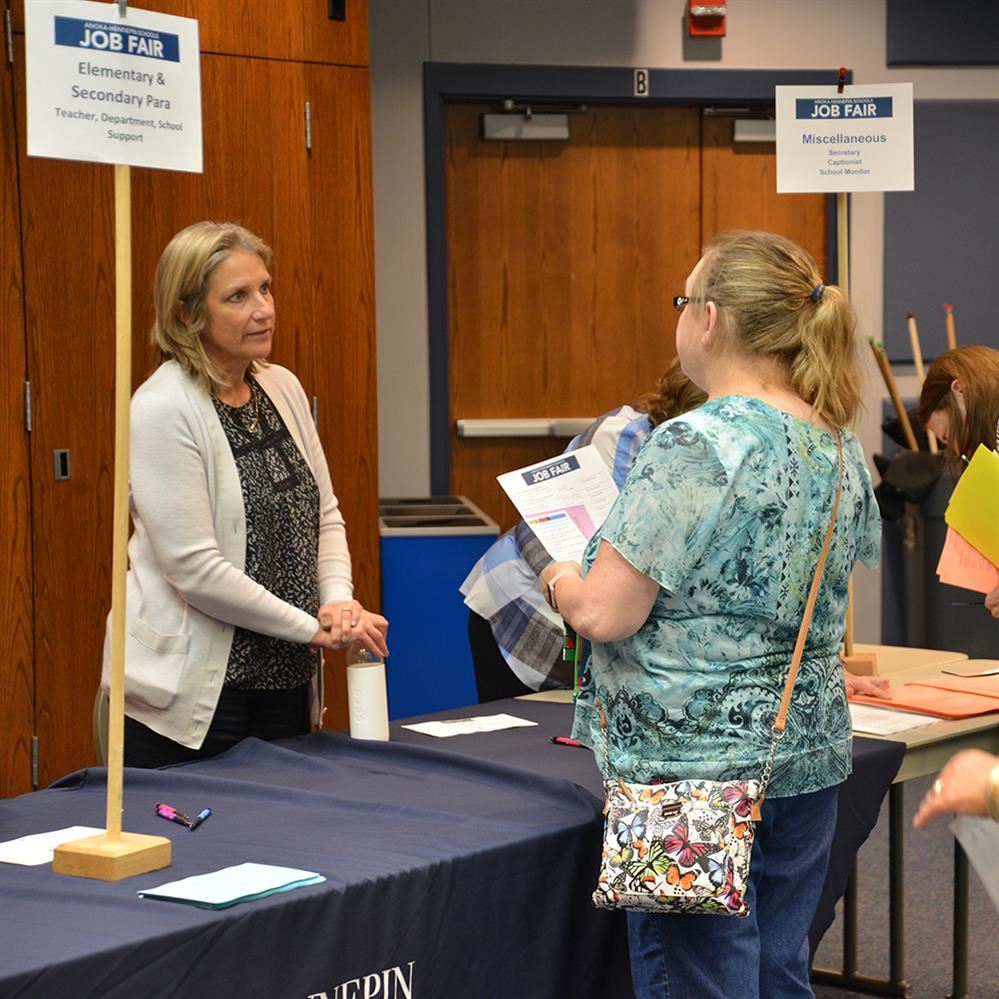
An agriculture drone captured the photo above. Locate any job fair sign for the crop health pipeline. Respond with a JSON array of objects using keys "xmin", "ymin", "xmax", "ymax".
[
  {"xmin": 25, "ymin": 1, "xmax": 202, "ymax": 173},
  {"xmin": 776, "ymin": 83, "xmax": 913, "ymax": 193}
]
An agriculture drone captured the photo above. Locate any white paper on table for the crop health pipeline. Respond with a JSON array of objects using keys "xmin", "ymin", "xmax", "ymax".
[
  {"xmin": 402, "ymin": 714, "xmax": 539, "ymax": 738},
  {"xmin": 951, "ymin": 816, "xmax": 999, "ymax": 910},
  {"xmin": 497, "ymin": 445, "xmax": 618, "ymax": 562},
  {"xmin": 137, "ymin": 862, "xmax": 325, "ymax": 908},
  {"xmin": 0, "ymin": 826, "xmax": 105, "ymax": 866},
  {"xmin": 849, "ymin": 703, "xmax": 942, "ymax": 735}
]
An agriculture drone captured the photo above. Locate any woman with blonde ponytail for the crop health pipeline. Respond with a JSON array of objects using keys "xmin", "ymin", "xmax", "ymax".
[{"xmin": 541, "ymin": 231, "xmax": 881, "ymax": 998}]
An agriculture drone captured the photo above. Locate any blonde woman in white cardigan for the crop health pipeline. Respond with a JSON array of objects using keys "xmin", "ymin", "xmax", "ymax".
[{"xmin": 103, "ymin": 222, "xmax": 387, "ymax": 767}]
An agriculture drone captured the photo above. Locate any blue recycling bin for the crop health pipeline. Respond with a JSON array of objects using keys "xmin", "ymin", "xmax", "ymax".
[{"xmin": 379, "ymin": 496, "xmax": 499, "ymax": 718}]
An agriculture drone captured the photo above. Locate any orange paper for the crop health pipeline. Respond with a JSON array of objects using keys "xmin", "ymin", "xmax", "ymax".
[
  {"xmin": 850, "ymin": 684, "xmax": 999, "ymax": 719},
  {"xmin": 911, "ymin": 676, "xmax": 999, "ymax": 703},
  {"xmin": 936, "ymin": 526, "xmax": 999, "ymax": 594}
]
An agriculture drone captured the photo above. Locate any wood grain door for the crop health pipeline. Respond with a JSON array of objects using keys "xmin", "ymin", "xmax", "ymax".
[
  {"xmin": 130, "ymin": 58, "xmax": 379, "ymax": 729},
  {"xmin": 446, "ymin": 106, "xmax": 830, "ymax": 532},
  {"xmin": 303, "ymin": 63, "xmax": 379, "ymax": 615},
  {"xmin": 446, "ymin": 104, "xmax": 701, "ymax": 530},
  {"xmin": 701, "ymin": 115, "xmax": 828, "ymax": 276},
  {"xmin": 128, "ymin": 54, "xmax": 314, "ymax": 394},
  {"xmin": 13, "ymin": 34, "xmax": 118, "ymax": 787},
  {"xmin": 10, "ymin": 44, "xmax": 377, "ymax": 782},
  {"xmin": 303, "ymin": 62, "xmax": 379, "ymax": 726},
  {"xmin": 0, "ymin": 53, "xmax": 34, "ymax": 798}
]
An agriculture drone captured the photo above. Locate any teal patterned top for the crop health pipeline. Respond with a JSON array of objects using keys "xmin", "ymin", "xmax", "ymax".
[{"xmin": 571, "ymin": 396, "xmax": 881, "ymax": 798}]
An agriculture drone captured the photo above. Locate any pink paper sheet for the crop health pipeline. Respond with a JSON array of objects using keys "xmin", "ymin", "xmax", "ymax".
[{"xmin": 936, "ymin": 526, "xmax": 999, "ymax": 595}]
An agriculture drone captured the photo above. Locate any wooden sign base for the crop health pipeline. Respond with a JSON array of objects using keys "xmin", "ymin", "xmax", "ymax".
[
  {"xmin": 843, "ymin": 651, "xmax": 879, "ymax": 677},
  {"xmin": 53, "ymin": 831, "xmax": 171, "ymax": 881}
]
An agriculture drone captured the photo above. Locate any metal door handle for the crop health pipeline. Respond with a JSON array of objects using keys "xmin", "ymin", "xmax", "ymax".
[{"xmin": 456, "ymin": 417, "xmax": 594, "ymax": 439}]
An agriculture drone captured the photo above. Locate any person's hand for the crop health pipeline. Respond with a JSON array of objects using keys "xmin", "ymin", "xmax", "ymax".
[
  {"xmin": 913, "ymin": 749, "xmax": 998, "ymax": 828},
  {"xmin": 985, "ymin": 583, "xmax": 999, "ymax": 619},
  {"xmin": 539, "ymin": 561, "xmax": 583, "ymax": 611},
  {"xmin": 844, "ymin": 671, "xmax": 891, "ymax": 699},
  {"xmin": 316, "ymin": 600, "xmax": 364, "ymax": 649},
  {"xmin": 315, "ymin": 601, "xmax": 389, "ymax": 658}
]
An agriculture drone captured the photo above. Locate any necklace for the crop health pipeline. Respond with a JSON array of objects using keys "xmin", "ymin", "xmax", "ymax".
[{"xmin": 217, "ymin": 378, "xmax": 261, "ymax": 435}]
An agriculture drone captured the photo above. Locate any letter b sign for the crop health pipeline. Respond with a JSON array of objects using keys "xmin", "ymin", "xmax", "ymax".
[{"xmin": 634, "ymin": 69, "xmax": 649, "ymax": 97}]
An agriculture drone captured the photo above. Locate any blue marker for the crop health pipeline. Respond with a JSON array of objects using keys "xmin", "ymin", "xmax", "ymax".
[{"xmin": 188, "ymin": 807, "xmax": 212, "ymax": 831}]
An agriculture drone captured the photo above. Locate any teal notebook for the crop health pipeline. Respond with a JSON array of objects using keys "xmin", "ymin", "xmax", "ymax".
[{"xmin": 137, "ymin": 862, "xmax": 325, "ymax": 909}]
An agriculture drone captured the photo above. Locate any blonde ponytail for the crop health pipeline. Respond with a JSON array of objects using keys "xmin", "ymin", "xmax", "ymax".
[
  {"xmin": 791, "ymin": 284, "xmax": 860, "ymax": 427},
  {"xmin": 692, "ymin": 230, "xmax": 862, "ymax": 427}
]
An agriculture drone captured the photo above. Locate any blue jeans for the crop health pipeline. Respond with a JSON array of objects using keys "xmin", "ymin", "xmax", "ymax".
[{"xmin": 626, "ymin": 784, "xmax": 839, "ymax": 999}]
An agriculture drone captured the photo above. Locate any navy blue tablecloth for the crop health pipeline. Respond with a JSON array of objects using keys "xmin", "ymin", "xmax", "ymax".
[
  {"xmin": 0, "ymin": 698, "xmax": 902, "ymax": 998},
  {"xmin": 392, "ymin": 697, "xmax": 906, "ymax": 960},
  {"xmin": 0, "ymin": 733, "xmax": 632, "ymax": 999}
]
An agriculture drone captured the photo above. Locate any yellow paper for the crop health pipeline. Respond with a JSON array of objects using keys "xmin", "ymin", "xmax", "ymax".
[{"xmin": 944, "ymin": 445, "xmax": 999, "ymax": 566}]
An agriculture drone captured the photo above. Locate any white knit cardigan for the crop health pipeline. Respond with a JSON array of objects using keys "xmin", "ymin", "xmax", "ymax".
[{"xmin": 101, "ymin": 361, "xmax": 353, "ymax": 749}]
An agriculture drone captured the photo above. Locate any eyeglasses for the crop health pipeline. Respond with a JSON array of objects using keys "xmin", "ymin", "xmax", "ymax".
[{"xmin": 673, "ymin": 295, "xmax": 712, "ymax": 313}]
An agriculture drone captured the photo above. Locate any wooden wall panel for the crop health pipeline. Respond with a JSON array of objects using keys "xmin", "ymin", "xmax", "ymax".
[
  {"xmin": 447, "ymin": 109, "xmax": 831, "ymax": 531},
  {"xmin": 123, "ymin": 56, "xmax": 381, "ymax": 732},
  {"xmin": 9, "ymin": 0, "xmax": 368, "ymax": 67},
  {"xmin": 701, "ymin": 116, "xmax": 828, "ymax": 277},
  {"xmin": 6, "ymin": 40, "xmax": 377, "ymax": 779},
  {"xmin": 13, "ymin": 37, "xmax": 117, "ymax": 785},
  {"xmin": 0, "ymin": 57, "xmax": 35, "ymax": 798},
  {"xmin": 129, "ymin": 55, "xmax": 313, "ymax": 392},
  {"xmin": 446, "ymin": 103, "xmax": 701, "ymax": 529},
  {"xmin": 305, "ymin": 65, "xmax": 379, "ymax": 725}
]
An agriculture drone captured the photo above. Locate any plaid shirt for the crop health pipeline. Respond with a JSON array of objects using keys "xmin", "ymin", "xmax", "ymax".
[{"xmin": 460, "ymin": 406, "xmax": 652, "ymax": 690}]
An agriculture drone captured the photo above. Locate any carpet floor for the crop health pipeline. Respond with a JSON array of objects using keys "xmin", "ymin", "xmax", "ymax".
[{"xmin": 813, "ymin": 773, "xmax": 999, "ymax": 999}]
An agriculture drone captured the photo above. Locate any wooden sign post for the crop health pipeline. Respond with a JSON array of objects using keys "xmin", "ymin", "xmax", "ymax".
[
  {"xmin": 25, "ymin": 0, "xmax": 202, "ymax": 879},
  {"xmin": 835, "ymin": 192, "xmax": 878, "ymax": 677},
  {"xmin": 775, "ymin": 72, "xmax": 916, "ymax": 679},
  {"xmin": 52, "ymin": 165, "xmax": 171, "ymax": 879}
]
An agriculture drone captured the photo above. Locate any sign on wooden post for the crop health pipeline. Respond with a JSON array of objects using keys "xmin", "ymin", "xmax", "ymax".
[
  {"xmin": 776, "ymin": 78, "xmax": 915, "ymax": 677},
  {"xmin": 776, "ymin": 82, "xmax": 914, "ymax": 195},
  {"xmin": 26, "ymin": 0, "xmax": 202, "ymax": 172},
  {"xmin": 25, "ymin": 0, "xmax": 203, "ymax": 880}
]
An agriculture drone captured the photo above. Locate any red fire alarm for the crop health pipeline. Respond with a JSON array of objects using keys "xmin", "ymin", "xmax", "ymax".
[{"xmin": 688, "ymin": 1, "xmax": 727, "ymax": 37}]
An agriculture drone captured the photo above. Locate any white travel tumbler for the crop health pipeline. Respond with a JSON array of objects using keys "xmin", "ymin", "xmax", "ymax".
[{"xmin": 345, "ymin": 643, "xmax": 390, "ymax": 741}]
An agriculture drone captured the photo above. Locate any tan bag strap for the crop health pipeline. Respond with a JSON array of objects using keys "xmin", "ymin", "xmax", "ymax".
[{"xmin": 772, "ymin": 433, "xmax": 844, "ymax": 734}]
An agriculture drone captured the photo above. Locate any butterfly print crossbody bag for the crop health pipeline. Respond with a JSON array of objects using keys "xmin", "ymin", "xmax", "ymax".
[{"xmin": 593, "ymin": 437, "xmax": 843, "ymax": 917}]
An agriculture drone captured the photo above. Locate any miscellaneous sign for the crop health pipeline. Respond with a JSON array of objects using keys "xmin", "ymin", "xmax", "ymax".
[{"xmin": 776, "ymin": 82, "xmax": 913, "ymax": 193}]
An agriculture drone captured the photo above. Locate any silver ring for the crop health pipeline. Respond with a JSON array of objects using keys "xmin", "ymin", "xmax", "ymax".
[{"xmin": 933, "ymin": 778, "xmax": 943, "ymax": 795}]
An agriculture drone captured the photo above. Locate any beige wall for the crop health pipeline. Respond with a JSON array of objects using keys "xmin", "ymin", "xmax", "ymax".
[{"xmin": 369, "ymin": 0, "xmax": 999, "ymax": 640}]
